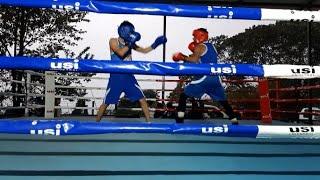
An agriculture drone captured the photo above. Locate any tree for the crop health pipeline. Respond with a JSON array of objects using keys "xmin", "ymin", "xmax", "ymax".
[
  {"xmin": 118, "ymin": 89, "xmax": 158, "ymax": 108},
  {"xmin": 219, "ymin": 21, "xmax": 320, "ymax": 65},
  {"xmin": 143, "ymin": 89, "xmax": 157, "ymax": 99},
  {"xmin": 143, "ymin": 89, "xmax": 157, "ymax": 107},
  {"xmin": 217, "ymin": 21, "xmax": 320, "ymax": 119},
  {"xmin": 55, "ymin": 47, "xmax": 95, "ymax": 104},
  {"xmin": 115, "ymin": 89, "xmax": 158, "ymax": 117},
  {"xmin": 0, "ymin": 6, "xmax": 93, "ymax": 115},
  {"xmin": 219, "ymin": 21, "xmax": 320, "ymax": 87}
]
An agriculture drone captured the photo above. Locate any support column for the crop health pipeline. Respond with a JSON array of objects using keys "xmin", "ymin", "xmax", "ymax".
[
  {"xmin": 24, "ymin": 73, "xmax": 31, "ymax": 117},
  {"xmin": 259, "ymin": 78, "xmax": 272, "ymax": 124},
  {"xmin": 45, "ymin": 71, "xmax": 55, "ymax": 119}
]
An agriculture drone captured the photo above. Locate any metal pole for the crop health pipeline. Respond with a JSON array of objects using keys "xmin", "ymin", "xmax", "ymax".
[
  {"xmin": 161, "ymin": 16, "xmax": 167, "ymax": 105},
  {"xmin": 307, "ymin": 21, "xmax": 313, "ymax": 125},
  {"xmin": 44, "ymin": 71, "xmax": 55, "ymax": 119},
  {"xmin": 24, "ymin": 72, "xmax": 30, "ymax": 117},
  {"xmin": 92, "ymin": 101, "xmax": 95, "ymax": 116}
]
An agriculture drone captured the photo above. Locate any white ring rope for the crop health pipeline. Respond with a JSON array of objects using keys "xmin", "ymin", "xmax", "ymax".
[
  {"xmin": 3, "ymin": 71, "xmax": 316, "ymax": 119},
  {"xmin": 0, "ymin": 71, "xmax": 251, "ymax": 115}
]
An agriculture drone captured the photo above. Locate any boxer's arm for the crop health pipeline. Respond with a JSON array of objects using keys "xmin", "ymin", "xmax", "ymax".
[
  {"xmin": 134, "ymin": 36, "xmax": 167, "ymax": 54},
  {"xmin": 183, "ymin": 43, "xmax": 205, "ymax": 63},
  {"xmin": 109, "ymin": 38, "xmax": 130, "ymax": 58},
  {"xmin": 134, "ymin": 45, "xmax": 153, "ymax": 53}
]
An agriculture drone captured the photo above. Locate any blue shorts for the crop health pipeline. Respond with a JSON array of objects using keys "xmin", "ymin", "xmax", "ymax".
[
  {"xmin": 104, "ymin": 73, "xmax": 144, "ymax": 104},
  {"xmin": 184, "ymin": 75, "xmax": 226, "ymax": 101}
]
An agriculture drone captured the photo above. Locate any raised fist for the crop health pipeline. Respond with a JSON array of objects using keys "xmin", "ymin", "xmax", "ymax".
[
  {"xmin": 188, "ymin": 42, "xmax": 198, "ymax": 52},
  {"xmin": 126, "ymin": 32, "xmax": 141, "ymax": 48},
  {"xmin": 172, "ymin": 52, "xmax": 186, "ymax": 62},
  {"xmin": 151, "ymin": 35, "xmax": 167, "ymax": 49}
]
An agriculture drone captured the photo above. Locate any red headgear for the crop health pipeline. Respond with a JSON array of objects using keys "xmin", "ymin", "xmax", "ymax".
[{"xmin": 192, "ymin": 28, "xmax": 208, "ymax": 43}]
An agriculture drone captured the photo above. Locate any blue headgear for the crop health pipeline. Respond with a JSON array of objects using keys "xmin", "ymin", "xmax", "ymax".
[{"xmin": 118, "ymin": 21, "xmax": 135, "ymax": 40}]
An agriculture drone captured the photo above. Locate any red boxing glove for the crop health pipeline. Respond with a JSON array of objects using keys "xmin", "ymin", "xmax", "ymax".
[
  {"xmin": 172, "ymin": 52, "xmax": 186, "ymax": 62},
  {"xmin": 188, "ymin": 42, "xmax": 198, "ymax": 52}
]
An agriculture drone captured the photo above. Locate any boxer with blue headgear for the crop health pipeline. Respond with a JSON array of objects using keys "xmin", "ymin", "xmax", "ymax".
[
  {"xmin": 117, "ymin": 21, "xmax": 141, "ymax": 48},
  {"xmin": 118, "ymin": 21, "xmax": 135, "ymax": 40},
  {"xmin": 96, "ymin": 21, "xmax": 168, "ymax": 123}
]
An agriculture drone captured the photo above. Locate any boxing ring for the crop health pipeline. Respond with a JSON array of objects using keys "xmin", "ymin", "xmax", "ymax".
[
  {"xmin": 0, "ymin": 0, "xmax": 320, "ymax": 179},
  {"xmin": 0, "ymin": 117, "xmax": 320, "ymax": 180}
]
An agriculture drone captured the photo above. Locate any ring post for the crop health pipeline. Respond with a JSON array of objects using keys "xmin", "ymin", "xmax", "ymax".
[
  {"xmin": 259, "ymin": 78, "xmax": 272, "ymax": 124},
  {"xmin": 45, "ymin": 71, "xmax": 55, "ymax": 119}
]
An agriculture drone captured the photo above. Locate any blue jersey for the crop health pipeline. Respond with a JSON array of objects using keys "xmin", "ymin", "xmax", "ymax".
[
  {"xmin": 184, "ymin": 42, "xmax": 226, "ymax": 101},
  {"xmin": 104, "ymin": 39, "xmax": 144, "ymax": 104},
  {"xmin": 192, "ymin": 42, "xmax": 218, "ymax": 81},
  {"xmin": 199, "ymin": 42, "xmax": 218, "ymax": 64},
  {"xmin": 110, "ymin": 39, "xmax": 132, "ymax": 61}
]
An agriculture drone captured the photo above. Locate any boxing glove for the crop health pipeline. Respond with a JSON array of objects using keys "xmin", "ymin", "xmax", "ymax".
[
  {"xmin": 125, "ymin": 32, "xmax": 141, "ymax": 48},
  {"xmin": 172, "ymin": 52, "xmax": 186, "ymax": 62},
  {"xmin": 151, "ymin": 35, "xmax": 167, "ymax": 49},
  {"xmin": 188, "ymin": 42, "xmax": 197, "ymax": 52}
]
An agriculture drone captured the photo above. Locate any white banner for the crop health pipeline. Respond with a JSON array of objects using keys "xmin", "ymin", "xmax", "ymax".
[
  {"xmin": 263, "ymin": 64, "xmax": 320, "ymax": 79},
  {"xmin": 257, "ymin": 125, "xmax": 320, "ymax": 139},
  {"xmin": 261, "ymin": 9, "xmax": 320, "ymax": 22}
]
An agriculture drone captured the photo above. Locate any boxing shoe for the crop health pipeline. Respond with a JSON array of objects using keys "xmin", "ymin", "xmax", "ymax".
[
  {"xmin": 175, "ymin": 111, "xmax": 185, "ymax": 123},
  {"xmin": 230, "ymin": 118, "xmax": 239, "ymax": 125}
]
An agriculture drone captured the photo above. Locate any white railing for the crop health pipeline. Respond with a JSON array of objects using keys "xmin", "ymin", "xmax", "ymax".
[
  {"xmin": 44, "ymin": 72, "xmax": 175, "ymax": 118},
  {"xmin": 0, "ymin": 71, "xmax": 176, "ymax": 118},
  {"xmin": 0, "ymin": 70, "xmax": 45, "ymax": 116}
]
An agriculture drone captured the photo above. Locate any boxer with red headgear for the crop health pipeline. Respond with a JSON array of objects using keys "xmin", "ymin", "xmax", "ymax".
[
  {"xmin": 192, "ymin": 28, "xmax": 209, "ymax": 43},
  {"xmin": 172, "ymin": 28, "xmax": 239, "ymax": 125},
  {"xmin": 173, "ymin": 28, "xmax": 209, "ymax": 62},
  {"xmin": 96, "ymin": 21, "xmax": 167, "ymax": 123},
  {"xmin": 186, "ymin": 29, "xmax": 208, "ymax": 53}
]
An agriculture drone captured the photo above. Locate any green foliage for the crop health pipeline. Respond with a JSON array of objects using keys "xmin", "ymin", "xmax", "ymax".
[
  {"xmin": 143, "ymin": 89, "xmax": 157, "ymax": 98},
  {"xmin": 55, "ymin": 47, "xmax": 95, "ymax": 102},
  {"xmin": 218, "ymin": 21, "xmax": 320, "ymax": 65},
  {"xmin": 0, "ymin": 7, "xmax": 93, "ymax": 115},
  {"xmin": 118, "ymin": 89, "xmax": 157, "ymax": 108},
  {"xmin": 118, "ymin": 98, "xmax": 139, "ymax": 108},
  {"xmin": 143, "ymin": 89, "xmax": 158, "ymax": 107},
  {"xmin": 115, "ymin": 89, "xmax": 158, "ymax": 117},
  {"xmin": 168, "ymin": 77, "xmax": 186, "ymax": 101},
  {"xmin": 0, "ymin": 7, "xmax": 88, "ymax": 57}
]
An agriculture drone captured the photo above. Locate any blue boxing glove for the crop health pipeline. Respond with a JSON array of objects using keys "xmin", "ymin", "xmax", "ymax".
[
  {"xmin": 151, "ymin": 35, "xmax": 167, "ymax": 49},
  {"xmin": 125, "ymin": 32, "xmax": 141, "ymax": 48}
]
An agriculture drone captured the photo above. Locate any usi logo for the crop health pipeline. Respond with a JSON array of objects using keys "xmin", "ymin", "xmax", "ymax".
[
  {"xmin": 211, "ymin": 65, "xmax": 237, "ymax": 75},
  {"xmin": 209, "ymin": 6, "xmax": 234, "ymax": 19},
  {"xmin": 52, "ymin": 0, "xmax": 80, "ymax": 10},
  {"xmin": 30, "ymin": 124, "xmax": 62, "ymax": 136},
  {"xmin": 202, "ymin": 125, "xmax": 229, "ymax": 134},
  {"xmin": 289, "ymin": 127, "xmax": 314, "ymax": 133},
  {"xmin": 50, "ymin": 59, "xmax": 79, "ymax": 71},
  {"xmin": 291, "ymin": 68, "xmax": 315, "ymax": 74}
]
